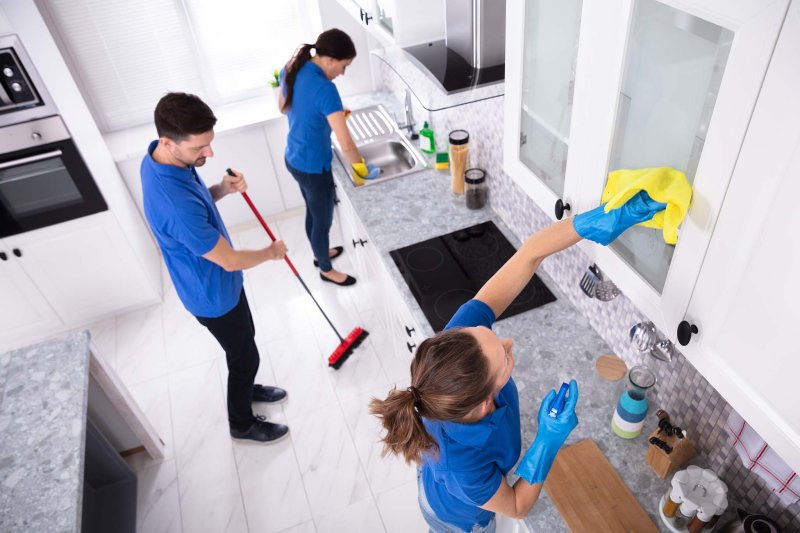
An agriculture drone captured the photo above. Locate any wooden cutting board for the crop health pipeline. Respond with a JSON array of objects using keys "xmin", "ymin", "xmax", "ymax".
[{"xmin": 543, "ymin": 439, "xmax": 658, "ymax": 533}]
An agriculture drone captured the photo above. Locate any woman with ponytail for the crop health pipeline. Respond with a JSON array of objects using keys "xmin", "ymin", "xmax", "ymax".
[
  {"xmin": 371, "ymin": 193, "xmax": 668, "ymax": 532},
  {"xmin": 278, "ymin": 28, "xmax": 379, "ymax": 287}
]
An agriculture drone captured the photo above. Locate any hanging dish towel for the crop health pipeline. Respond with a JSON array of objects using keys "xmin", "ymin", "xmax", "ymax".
[
  {"xmin": 725, "ymin": 410, "xmax": 800, "ymax": 505},
  {"xmin": 602, "ymin": 167, "xmax": 692, "ymax": 245}
]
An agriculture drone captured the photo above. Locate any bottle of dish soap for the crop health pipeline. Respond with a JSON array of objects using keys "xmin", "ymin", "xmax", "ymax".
[{"xmin": 419, "ymin": 121, "xmax": 435, "ymax": 154}]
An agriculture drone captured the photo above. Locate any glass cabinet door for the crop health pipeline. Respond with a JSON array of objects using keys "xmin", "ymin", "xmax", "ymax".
[
  {"xmin": 518, "ymin": 0, "xmax": 583, "ymax": 199},
  {"xmin": 375, "ymin": 0, "xmax": 394, "ymax": 35},
  {"xmin": 606, "ymin": 0, "xmax": 732, "ymax": 293}
]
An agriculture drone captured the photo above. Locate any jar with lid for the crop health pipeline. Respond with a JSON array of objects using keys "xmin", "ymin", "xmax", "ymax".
[
  {"xmin": 464, "ymin": 168, "xmax": 487, "ymax": 209},
  {"xmin": 611, "ymin": 365, "xmax": 656, "ymax": 439},
  {"xmin": 673, "ymin": 500, "xmax": 699, "ymax": 529},
  {"xmin": 449, "ymin": 130, "xmax": 469, "ymax": 195}
]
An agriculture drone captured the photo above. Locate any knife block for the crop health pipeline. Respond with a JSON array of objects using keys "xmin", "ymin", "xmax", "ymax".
[{"xmin": 645, "ymin": 428, "xmax": 697, "ymax": 479}]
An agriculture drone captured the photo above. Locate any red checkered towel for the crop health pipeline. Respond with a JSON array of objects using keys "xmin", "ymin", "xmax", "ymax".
[{"xmin": 725, "ymin": 410, "xmax": 799, "ymax": 505}]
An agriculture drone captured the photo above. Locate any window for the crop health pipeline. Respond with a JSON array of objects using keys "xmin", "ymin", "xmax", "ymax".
[{"xmin": 38, "ymin": 0, "xmax": 322, "ymax": 132}]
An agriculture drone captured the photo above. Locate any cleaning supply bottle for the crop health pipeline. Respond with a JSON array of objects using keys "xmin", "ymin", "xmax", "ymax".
[{"xmin": 419, "ymin": 122, "xmax": 435, "ymax": 154}]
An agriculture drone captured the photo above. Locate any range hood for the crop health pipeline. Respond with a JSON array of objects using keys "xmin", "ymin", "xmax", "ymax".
[{"xmin": 403, "ymin": 0, "xmax": 506, "ymax": 94}]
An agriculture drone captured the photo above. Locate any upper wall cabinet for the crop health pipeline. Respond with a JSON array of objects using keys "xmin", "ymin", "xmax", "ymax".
[
  {"xmin": 504, "ymin": 0, "xmax": 789, "ymax": 340},
  {"xmin": 335, "ymin": 0, "xmax": 445, "ymax": 47}
]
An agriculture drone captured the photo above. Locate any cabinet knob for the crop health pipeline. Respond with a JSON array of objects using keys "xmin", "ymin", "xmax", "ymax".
[
  {"xmin": 554, "ymin": 199, "xmax": 571, "ymax": 220},
  {"xmin": 676, "ymin": 320, "xmax": 698, "ymax": 346},
  {"xmin": 406, "ymin": 341, "xmax": 416, "ymax": 353},
  {"xmin": 0, "ymin": 251, "xmax": 6, "ymax": 261},
  {"xmin": 404, "ymin": 325, "xmax": 415, "ymax": 337},
  {"xmin": 12, "ymin": 248, "xmax": 21, "ymax": 258}
]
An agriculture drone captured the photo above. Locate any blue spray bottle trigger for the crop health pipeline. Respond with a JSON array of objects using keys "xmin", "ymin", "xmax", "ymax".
[{"xmin": 548, "ymin": 382, "xmax": 570, "ymax": 418}]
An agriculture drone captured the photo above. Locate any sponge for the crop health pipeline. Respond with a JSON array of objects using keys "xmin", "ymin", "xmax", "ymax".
[{"xmin": 435, "ymin": 151, "xmax": 449, "ymax": 170}]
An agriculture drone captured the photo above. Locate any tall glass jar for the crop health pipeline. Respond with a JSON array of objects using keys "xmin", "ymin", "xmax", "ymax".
[
  {"xmin": 464, "ymin": 168, "xmax": 487, "ymax": 209},
  {"xmin": 449, "ymin": 130, "xmax": 469, "ymax": 195},
  {"xmin": 611, "ymin": 365, "xmax": 656, "ymax": 438}
]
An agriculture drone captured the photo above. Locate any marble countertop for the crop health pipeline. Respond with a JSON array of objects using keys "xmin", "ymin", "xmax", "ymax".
[
  {"xmin": 0, "ymin": 331, "xmax": 91, "ymax": 533},
  {"xmin": 338, "ymin": 93, "xmax": 672, "ymax": 532}
]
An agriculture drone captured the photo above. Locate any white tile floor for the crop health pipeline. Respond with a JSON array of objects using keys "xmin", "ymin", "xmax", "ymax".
[{"xmin": 88, "ymin": 211, "xmax": 427, "ymax": 533}]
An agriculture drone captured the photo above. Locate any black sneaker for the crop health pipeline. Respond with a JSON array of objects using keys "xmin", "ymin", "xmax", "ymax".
[
  {"xmin": 253, "ymin": 384, "xmax": 287, "ymax": 403},
  {"xmin": 230, "ymin": 415, "xmax": 289, "ymax": 443}
]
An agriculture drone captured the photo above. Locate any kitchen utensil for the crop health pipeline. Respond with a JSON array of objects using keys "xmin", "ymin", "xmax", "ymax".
[
  {"xmin": 717, "ymin": 508, "xmax": 782, "ymax": 533},
  {"xmin": 629, "ymin": 321, "xmax": 658, "ymax": 352},
  {"xmin": 544, "ymin": 439, "xmax": 658, "ymax": 532},
  {"xmin": 579, "ymin": 264, "xmax": 601, "ymax": 297},
  {"xmin": 650, "ymin": 338, "xmax": 675, "ymax": 362},
  {"xmin": 594, "ymin": 268, "xmax": 621, "ymax": 301}
]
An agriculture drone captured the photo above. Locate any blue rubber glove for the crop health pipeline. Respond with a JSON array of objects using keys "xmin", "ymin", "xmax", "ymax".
[
  {"xmin": 365, "ymin": 163, "xmax": 381, "ymax": 180},
  {"xmin": 515, "ymin": 379, "xmax": 579, "ymax": 485},
  {"xmin": 573, "ymin": 191, "xmax": 667, "ymax": 245}
]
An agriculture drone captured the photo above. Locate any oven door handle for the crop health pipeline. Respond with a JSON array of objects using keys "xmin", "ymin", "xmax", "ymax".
[{"xmin": 0, "ymin": 150, "xmax": 63, "ymax": 172}]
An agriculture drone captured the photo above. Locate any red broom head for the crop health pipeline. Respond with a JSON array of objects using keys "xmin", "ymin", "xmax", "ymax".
[{"xmin": 328, "ymin": 327, "xmax": 368, "ymax": 369}]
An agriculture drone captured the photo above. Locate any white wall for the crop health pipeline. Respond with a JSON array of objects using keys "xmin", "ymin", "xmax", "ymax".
[{"xmin": 318, "ymin": 0, "xmax": 378, "ymax": 97}]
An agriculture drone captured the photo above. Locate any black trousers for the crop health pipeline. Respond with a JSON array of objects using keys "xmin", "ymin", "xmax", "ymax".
[{"xmin": 195, "ymin": 290, "xmax": 259, "ymax": 431}]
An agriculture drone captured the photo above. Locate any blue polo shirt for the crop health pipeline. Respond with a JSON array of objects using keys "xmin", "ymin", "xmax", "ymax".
[
  {"xmin": 140, "ymin": 140, "xmax": 243, "ymax": 318},
  {"xmin": 282, "ymin": 61, "xmax": 344, "ymax": 173},
  {"xmin": 421, "ymin": 299, "xmax": 522, "ymax": 532}
]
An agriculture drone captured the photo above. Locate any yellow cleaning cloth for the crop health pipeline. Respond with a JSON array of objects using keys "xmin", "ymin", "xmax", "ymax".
[{"xmin": 602, "ymin": 167, "xmax": 692, "ymax": 245}]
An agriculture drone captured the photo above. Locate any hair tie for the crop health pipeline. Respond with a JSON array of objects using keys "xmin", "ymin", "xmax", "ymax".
[
  {"xmin": 407, "ymin": 386, "xmax": 422, "ymax": 406},
  {"xmin": 309, "ymin": 44, "xmax": 316, "ymax": 50}
]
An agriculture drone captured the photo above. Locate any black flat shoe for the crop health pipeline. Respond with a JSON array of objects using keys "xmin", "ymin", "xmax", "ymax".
[
  {"xmin": 319, "ymin": 272, "xmax": 357, "ymax": 286},
  {"xmin": 252, "ymin": 384, "xmax": 287, "ymax": 403},
  {"xmin": 230, "ymin": 415, "xmax": 289, "ymax": 443},
  {"xmin": 313, "ymin": 246, "xmax": 344, "ymax": 267}
]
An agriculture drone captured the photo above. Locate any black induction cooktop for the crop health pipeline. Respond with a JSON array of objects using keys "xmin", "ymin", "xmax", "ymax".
[{"xmin": 390, "ymin": 221, "xmax": 556, "ymax": 332}]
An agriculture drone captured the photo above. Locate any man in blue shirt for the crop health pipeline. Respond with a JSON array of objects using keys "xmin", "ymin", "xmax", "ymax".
[{"xmin": 141, "ymin": 92, "xmax": 289, "ymax": 443}]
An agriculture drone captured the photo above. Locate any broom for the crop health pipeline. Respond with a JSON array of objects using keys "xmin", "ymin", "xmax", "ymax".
[{"xmin": 229, "ymin": 169, "xmax": 368, "ymax": 369}]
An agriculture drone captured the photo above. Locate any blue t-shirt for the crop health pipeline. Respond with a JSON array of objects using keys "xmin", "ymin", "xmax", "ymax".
[
  {"xmin": 421, "ymin": 299, "xmax": 522, "ymax": 532},
  {"xmin": 282, "ymin": 61, "xmax": 344, "ymax": 173},
  {"xmin": 140, "ymin": 140, "xmax": 243, "ymax": 318}
]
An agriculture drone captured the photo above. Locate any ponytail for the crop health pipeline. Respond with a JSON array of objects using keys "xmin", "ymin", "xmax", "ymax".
[
  {"xmin": 369, "ymin": 329, "xmax": 496, "ymax": 464},
  {"xmin": 280, "ymin": 28, "xmax": 356, "ymax": 113}
]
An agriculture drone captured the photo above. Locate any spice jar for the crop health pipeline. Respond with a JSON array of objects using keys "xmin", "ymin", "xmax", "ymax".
[
  {"xmin": 464, "ymin": 168, "xmax": 487, "ymax": 209},
  {"xmin": 673, "ymin": 500, "xmax": 698, "ymax": 529},
  {"xmin": 662, "ymin": 485, "xmax": 682, "ymax": 518},
  {"xmin": 449, "ymin": 130, "xmax": 469, "ymax": 195}
]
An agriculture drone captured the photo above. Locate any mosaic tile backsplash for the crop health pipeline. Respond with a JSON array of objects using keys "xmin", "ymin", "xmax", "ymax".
[{"xmin": 376, "ymin": 60, "xmax": 800, "ymax": 530}]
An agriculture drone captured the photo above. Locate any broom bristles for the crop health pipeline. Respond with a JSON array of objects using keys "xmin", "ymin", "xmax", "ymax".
[{"xmin": 328, "ymin": 327, "xmax": 369, "ymax": 369}]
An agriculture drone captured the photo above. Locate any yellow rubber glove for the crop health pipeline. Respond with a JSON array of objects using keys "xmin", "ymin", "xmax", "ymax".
[{"xmin": 351, "ymin": 158, "xmax": 381, "ymax": 180}]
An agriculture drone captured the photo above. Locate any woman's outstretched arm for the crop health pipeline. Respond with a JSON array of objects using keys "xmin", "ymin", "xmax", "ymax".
[{"xmin": 475, "ymin": 219, "xmax": 580, "ymax": 319}]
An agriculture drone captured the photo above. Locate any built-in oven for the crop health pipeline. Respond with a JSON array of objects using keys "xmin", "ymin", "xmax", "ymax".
[
  {"xmin": 0, "ymin": 116, "xmax": 107, "ymax": 237},
  {"xmin": 0, "ymin": 34, "xmax": 107, "ymax": 238}
]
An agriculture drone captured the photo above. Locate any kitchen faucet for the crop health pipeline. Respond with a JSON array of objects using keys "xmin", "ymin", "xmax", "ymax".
[{"xmin": 398, "ymin": 89, "xmax": 418, "ymax": 140}]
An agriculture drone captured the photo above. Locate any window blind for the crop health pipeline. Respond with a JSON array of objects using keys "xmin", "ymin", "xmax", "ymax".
[{"xmin": 39, "ymin": 0, "xmax": 320, "ymax": 132}]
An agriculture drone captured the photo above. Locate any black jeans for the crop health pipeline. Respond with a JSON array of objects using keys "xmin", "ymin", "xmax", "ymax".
[{"xmin": 195, "ymin": 290, "xmax": 259, "ymax": 431}]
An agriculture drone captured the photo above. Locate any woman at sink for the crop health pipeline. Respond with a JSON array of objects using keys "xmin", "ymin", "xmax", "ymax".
[
  {"xmin": 370, "ymin": 193, "xmax": 666, "ymax": 533},
  {"xmin": 278, "ymin": 28, "xmax": 380, "ymax": 287}
]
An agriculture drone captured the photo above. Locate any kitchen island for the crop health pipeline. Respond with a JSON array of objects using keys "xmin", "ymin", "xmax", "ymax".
[
  {"xmin": 0, "ymin": 331, "xmax": 90, "ymax": 533},
  {"xmin": 335, "ymin": 93, "xmax": 671, "ymax": 532}
]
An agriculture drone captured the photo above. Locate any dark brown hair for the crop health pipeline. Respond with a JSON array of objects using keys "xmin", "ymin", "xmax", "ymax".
[
  {"xmin": 280, "ymin": 28, "xmax": 356, "ymax": 113},
  {"xmin": 369, "ymin": 329, "xmax": 496, "ymax": 464},
  {"xmin": 154, "ymin": 92, "xmax": 217, "ymax": 141}
]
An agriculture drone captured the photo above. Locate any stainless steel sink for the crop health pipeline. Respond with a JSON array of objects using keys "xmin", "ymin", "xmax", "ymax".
[{"xmin": 332, "ymin": 104, "xmax": 427, "ymax": 186}]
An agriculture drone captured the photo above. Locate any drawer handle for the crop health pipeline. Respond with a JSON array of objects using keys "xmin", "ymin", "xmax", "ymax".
[
  {"xmin": 676, "ymin": 320, "xmax": 698, "ymax": 346},
  {"xmin": 352, "ymin": 238, "xmax": 368, "ymax": 248},
  {"xmin": 405, "ymin": 325, "xmax": 415, "ymax": 337},
  {"xmin": 406, "ymin": 341, "xmax": 416, "ymax": 353}
]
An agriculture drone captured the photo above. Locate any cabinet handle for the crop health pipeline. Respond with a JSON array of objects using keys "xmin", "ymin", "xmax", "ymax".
[
  {"xmin": 404, "ymin": 325, "xmax": 415, "ymax": 337},
  {"xmin": 352, "ymin": 238, "xmax": 368, "ymax": 248},
  {"xmin": 554, "ymin": 199, "xmax": 571, "ymax": 220},
  {"xmin": 0, "ymin": 251, "xmax": 6, "ymax": 261},
  {"xmin": 676, "ymin": 320, "xmax": 698, "ymax": 346},
  {"xmin": 359, "ymin": 8, "xmax": 364, "ymax": 21},
  {"xmin": 406, "ymin": 341, "xmax": 416, "ymax": 353},
  {"xmin": 364, "ymin": 12, "xmax": 372, "ymax": 24},
  {"xmin": 12, "ymin": 248, "xmax": 21, "ymax": 258}
]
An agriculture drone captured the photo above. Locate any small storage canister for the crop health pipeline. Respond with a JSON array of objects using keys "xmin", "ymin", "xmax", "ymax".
[
  {"xmin": 449, "ymin": 130, "xmax": 469, "ymax": 195},
  {"xmin": 464, "ymin": 168, "xmax": 487, "ymax": 209},
  {"xmin": 674, "ymin": 500, "xmax": 699, "ymax": 529}
]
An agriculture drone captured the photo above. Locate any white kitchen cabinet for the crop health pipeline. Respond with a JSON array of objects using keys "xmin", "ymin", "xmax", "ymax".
[
  {"xmin": 0, "ymin": 212, "xmax": 159, "ymax": 350},
  {"xmin": 504, "ymin": 0, "xmax": 789, "ymax": 340},
  {"xmin": 335, "ymin": 0, "xmax": 445, "ymax": 47},
  {"xmin": 678, "ymin": 0, "xmax": 800, "ymax": 473},
  {"xmin": 333, "ymin": 184, "xmax": 424, "ymax": 382},
  {"xmin": 0, "ymin": 249, "xmax": 60, "ymax": 343}
]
